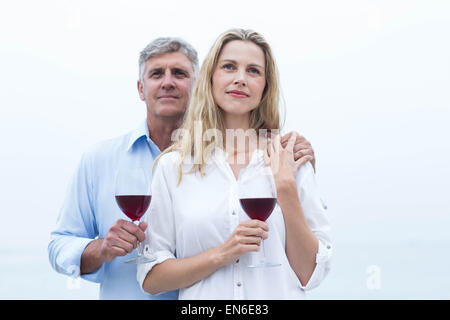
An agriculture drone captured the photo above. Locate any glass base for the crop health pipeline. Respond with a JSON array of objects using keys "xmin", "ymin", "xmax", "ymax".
[
  {"xmin": 125, "ymin": 255, "xmax": 156, "ymax": 264},
  {"xmin": 248, "ymin": 261, "xmax": 281, "ymax": 268}
]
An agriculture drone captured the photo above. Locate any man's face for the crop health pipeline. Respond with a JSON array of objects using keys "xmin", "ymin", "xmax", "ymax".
[{"xmin": 138, "ymin": 51, "xmax": 194, "ymax": 120}]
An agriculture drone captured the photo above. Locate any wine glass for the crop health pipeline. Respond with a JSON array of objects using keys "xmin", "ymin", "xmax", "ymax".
[
  {"xmin": 115, "ymin": 167, "xmax": 155, "ymax": 264},
  {"xmin": 238, "ymin": 166, "xmax": 281, "ymax": 268}
]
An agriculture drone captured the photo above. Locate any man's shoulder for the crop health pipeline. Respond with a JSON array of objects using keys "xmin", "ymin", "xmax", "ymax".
[{"xmin": 82, "ymin": 130, "xmax": 133, "ymax": 162}]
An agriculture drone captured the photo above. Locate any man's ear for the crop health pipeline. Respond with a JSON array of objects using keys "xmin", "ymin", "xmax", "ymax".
[{"xmin": 137, "ymin": 80, "xmax": 145, "ymax": 101}]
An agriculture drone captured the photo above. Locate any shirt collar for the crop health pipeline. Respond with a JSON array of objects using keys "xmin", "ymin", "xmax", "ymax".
[
  {"xmin": 127, "ymin": 119, "xmax": 151, "ymax": 152},
  {"xmin": 215, "ymin": 148, "xmax": 263, "ymax": 166},
  {"xmin": 213, "ymin": 148, "xmax": 265, "ymax": 182}
]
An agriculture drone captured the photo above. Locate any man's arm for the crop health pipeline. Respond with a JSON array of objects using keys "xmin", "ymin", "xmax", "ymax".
[
  {"xmin": 48, "ymin": 152, "xmax": 103, "ymax": 281},
  {"xmin": 80, "ymin": 239, "xmax": 104, "ymax": 275}
]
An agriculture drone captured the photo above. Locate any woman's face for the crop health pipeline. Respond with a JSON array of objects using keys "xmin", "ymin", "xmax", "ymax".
[{"xmin": 212, "ymin": 40, "xmax": 266, "ymax": 119}]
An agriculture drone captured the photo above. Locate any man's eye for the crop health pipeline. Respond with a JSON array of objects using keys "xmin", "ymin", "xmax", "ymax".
[
  {"xmin": 174, "ymin": 70, "xmax": 187, "ymax": 77},
  {"xmin": 150, "ymin": 71, "xmax": 161, "ymax": 78}
]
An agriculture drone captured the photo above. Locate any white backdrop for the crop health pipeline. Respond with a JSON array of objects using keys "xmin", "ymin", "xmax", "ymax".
[{"xmin": 0, "ymin": 0, "xmax": 449, "ymax": 299}]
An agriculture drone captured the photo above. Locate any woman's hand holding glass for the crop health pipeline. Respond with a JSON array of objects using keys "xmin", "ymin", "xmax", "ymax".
[{"xmin": 216, "ymin": 220, "xmax": 268, "ymax": 266}]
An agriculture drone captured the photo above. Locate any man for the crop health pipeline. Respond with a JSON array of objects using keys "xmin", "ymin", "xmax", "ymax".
[{"xmin": 48, "ymin": 37, "xmax": 316, "ymax": 299}]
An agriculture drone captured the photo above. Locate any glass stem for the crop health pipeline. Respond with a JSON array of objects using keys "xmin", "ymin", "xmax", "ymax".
[
  {"xmin": 261, "ymin": 238, "xmax": 266, "ymax": 263},
  {"xmin": 137, "ymin": 241, "xmax": 143, "ymax": 257},
  {"xmin": 134, "ymin": 220, "xmax": 143, "ymax": 257}
]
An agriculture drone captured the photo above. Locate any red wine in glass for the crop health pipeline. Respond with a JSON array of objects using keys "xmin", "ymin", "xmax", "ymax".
[
  {"xmin": 239, "ymin": 197, "xmax": 276, "ymax": 221},
  {"xmin": 115, "ymin": 167, "xmax": 155, "ymax": 264},
  {"xmin": 115, "ymin": 195, "xmax": 151, "ymax": 221}
]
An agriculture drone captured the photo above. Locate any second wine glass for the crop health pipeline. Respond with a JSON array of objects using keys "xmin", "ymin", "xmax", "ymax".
[{"xmin": 238, "ymin": 167, "xmax": 281, "ymax": 268}]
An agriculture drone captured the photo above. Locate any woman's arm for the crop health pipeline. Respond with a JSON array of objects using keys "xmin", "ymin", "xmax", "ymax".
[
  {"xmin": 142, "ymin": 247, "xmax": 222, "ymax": 295},
  {"xmin": 276, "ymin": 180, "xmax": 318, "ymax": 286},
  {"xmin": 142, "ymin": 219, "xmax": 268, "ymax": 295},
  {"xmin": 268, "ymin": 134, "xmax": 319, "ymax": 286}
]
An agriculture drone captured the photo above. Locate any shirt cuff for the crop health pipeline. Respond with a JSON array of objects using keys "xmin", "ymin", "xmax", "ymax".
[
  {"xmin": 53, "ymin": 237, "xmax": 104, "ymax": 283},
  {"xmin": 299, "ymin": 240, "xmax": 332, "ymax": 290},
  {"xmin": 136, "ymin": 250, "xmax": 176, "ymax": 295},
  {"xmin": 79, "ymin": 241, "xmax": 105, "ymax": 284}
]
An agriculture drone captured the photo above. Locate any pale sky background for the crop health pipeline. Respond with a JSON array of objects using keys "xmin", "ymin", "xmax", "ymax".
[{"xmin": 0, "ymin": 0, "xmax": 449, "ymax": 299}]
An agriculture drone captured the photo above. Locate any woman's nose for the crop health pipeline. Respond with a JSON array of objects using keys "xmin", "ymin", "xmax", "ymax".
[
  {"xmin": 232, "ymin": 67, "xmax": 248, "ymax": 86},
  {"xmin": 233, "ymin": 73, "xmax": 247, "ymax": 86}
]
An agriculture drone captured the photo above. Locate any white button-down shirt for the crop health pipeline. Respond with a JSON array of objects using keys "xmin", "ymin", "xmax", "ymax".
[{"xmin": 137, "ymin": 149, "xmax": 332, "ymax": 299}]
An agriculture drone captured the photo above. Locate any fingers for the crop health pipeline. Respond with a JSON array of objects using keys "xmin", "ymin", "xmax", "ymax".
[
  {"xmin": 293, "ymin": 142, "xmax": 312, "ymax": 154},
  {"xmin": 280, "ymin": 132, "xmax": 315, "ymax": 165},
  {"xmin": 280, "ymin": 131, "xmax": 294, "ymax": 145},
  {"xmin": 266, "ymin": 133, "xmax": 280, "ymax": 164},
  {"xmin": 272, "ymin": 133, "xmax": 281, "ymax": 150},
  {"xmin": 237, "ymin": 224, "xmax": 268, "ymax": 240},
  {"xmin": 219, "ymin": 220, "xmax": 270, "ymax": 266},
  {"xmin": 110, "ymin": 246, "xmax": 128, "ymax": 257},
  {"xmin": 282, "ymin": 132, "xmax": 313, "ymax": 153},
  {"xmin": 118, "ymin": 219, "xmax": 146, "ymax": 242},
  {"xmin": 228, "ymin": 222, "xmax": 267, "ymax": 257},
  {"xmin": 293, "ymin": 148, "xmax": 313, "ymax": 161},
  {"xmin": 241, "ymin": 238, "xmax": 264, "ymax": 250},
  {"xmin": 285, "ymin": 133, "xmax": 296, "ymax": 153},
  {"xmin": 104, "ymin": 219, "xmax": 147, "ymax": 257},
  {"xmin": 272, "ymin": 132, "xmax": 301, "ymax": 154},
  {"xmin": 117, "ymin": 228, "xmax": 140, "ymax": 248},
  {"xmin": 104, "ymin": 232, "xmax": 135, "ymax": 255},
  {"xmin": 280, "ymin": 131, "xmax": 306, "ymax": 147},
  {"xmin": 138, "ymin": 221, "xmax": 148, "ymax": 232},
  {"xmin": 295, "ymin": 154, "xmax": 314, "ymax": 169},
  {"xmin": 240, "ymin": 219, "xmax": 269, "ymax": 230}
]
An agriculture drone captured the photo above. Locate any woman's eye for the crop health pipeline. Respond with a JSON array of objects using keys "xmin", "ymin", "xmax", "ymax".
[
  {"xmin": 223, "ymin": 64, "xmax": 234, "ymax": 70},
  {"xmin": 248, "ymin": 68, "xmax": 260, "ymax": 75}
]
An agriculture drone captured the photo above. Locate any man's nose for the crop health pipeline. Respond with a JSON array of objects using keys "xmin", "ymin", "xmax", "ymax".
[{"xmin": 161, "ymin": 71, "xmax": 176, "ymax": 90}]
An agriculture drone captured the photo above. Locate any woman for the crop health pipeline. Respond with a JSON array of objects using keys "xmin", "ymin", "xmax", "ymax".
[{"xmin": 137, "ymin": 29, "xmax": 332, "ymax": 299}]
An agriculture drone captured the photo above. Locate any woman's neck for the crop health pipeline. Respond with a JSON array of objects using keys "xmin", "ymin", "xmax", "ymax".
[
  {"xmin": 220, "ymin": 111, "xmax": 268, "ymax": 162},
  {"xmin": 222, "ymin": 112, "xmax": 251, "ymax": 131}
]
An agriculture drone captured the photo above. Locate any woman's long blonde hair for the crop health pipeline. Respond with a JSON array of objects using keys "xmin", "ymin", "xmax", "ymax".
[{"xmin": 156, "ymin": 28, "xmax": 283, "ymax": 184}]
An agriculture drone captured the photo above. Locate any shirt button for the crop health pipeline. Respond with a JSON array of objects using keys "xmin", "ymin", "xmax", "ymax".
[
  {"xmin": 232, "ymin": 211, "xmax": 236, "ymax": 216},
  {"xmin": 236, "ymin": 282, "xmax": 242, "ymax": 287},
  {"xmin": 236, "ymin": 259, "xmax": 239, "ymax": 263}
]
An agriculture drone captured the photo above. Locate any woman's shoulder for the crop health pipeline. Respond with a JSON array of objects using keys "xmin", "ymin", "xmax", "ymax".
[
  {"xmin": 158, "ymin": 149, "xmax": 181, "ymax": 163},
  {"xmin": 154, "ymin": 150, "xmax": 183, "ymax": 173},
  {"xmin": 296, "ymin": 160, "xmax": 315, "ymax": 184},
  {"xmin": 155, "ymin": 149, "xmax": 197, "ymax": 174}
]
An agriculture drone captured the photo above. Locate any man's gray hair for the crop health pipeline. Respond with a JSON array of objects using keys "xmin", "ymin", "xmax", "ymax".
[{"xmin": 138, "ymin": 37, "xmax": 199, "ymax": 82}]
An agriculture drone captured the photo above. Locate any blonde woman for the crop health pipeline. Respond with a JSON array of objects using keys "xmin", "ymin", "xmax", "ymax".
[{"xmin": 137, "ymin": 29, "xmax": 332, "ymax": 299}]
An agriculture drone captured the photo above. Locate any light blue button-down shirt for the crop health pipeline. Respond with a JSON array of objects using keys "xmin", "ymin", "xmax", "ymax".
[{"xmin": 48, "ymin": 120, "xmax": 178, "ymax": 300}]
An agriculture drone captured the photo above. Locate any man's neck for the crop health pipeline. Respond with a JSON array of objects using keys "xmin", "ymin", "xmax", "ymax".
[{"xmin": 146, "ymin": 115, "xmax": 183, "ymax": 152}]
